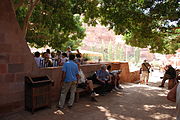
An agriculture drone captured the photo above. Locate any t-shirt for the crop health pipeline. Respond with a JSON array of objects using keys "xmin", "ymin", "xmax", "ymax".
[
  {"xmin": 61, "ymin": 57, "xmax": 68, "ymax": 64},
  {"xmin": 47, "ymin": 53, "xmax": 51, "ymax": 58},
  {"xmin": 62, "ymin": 60, "xmax": 79, "ymax": 82},
  {"xmin": 96, "ymin": 69, "xmax": 109, "ymax": 81},
  {"xmin": 66, "ymin": 51, "xmax": 72, "ymax": 57},
  {"xmin": 78, "ymin": 69, "xmax": 86, "ymax": 84},
  {"xmin": 34, "ymin": 57, "xmax": 42, "ymax": 67}
]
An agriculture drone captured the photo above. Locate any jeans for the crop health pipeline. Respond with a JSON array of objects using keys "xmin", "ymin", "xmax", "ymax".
[{"xmin": 58, "ymin": 81, "xmax": 77, "ymax": 108}]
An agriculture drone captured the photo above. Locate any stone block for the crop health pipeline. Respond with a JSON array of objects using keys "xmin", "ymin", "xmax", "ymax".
[
  {"xmin": 8, "ymin": 63, "xmax": 24, "ymax": 73},
  {"xmin": 9, "ymin": 82, "xmax": 24, "ymax": 93},
  {"xmin": 9, "ymin": 55, "xmax": 23, "ymax": 64},
  {"xmin": 0, "ymin": 33, "xmax": 5, "ymax": 43},
  {"xmin": 12, "ymin": 101, "xmax": 24, "ymax": 112},
  {"xmin": 0, "ymin": 74, "xmax": 5, "ymax": 81},
  {"xmin": 0, "ymin": 64, "xmax": 7, "ymax": 74},
  {"xmin": 0, "ymin": 95, "xmax": 8, "ymax": 105},
  {"xmin": 0, "ymin": 54, "xmax": 9, "ymax": 63},
  {"xmin": 15, "ymin": 73, "xmax": 27, "ymax": 82},
  {"xmin": 0, "ymin": 83, "xmax": 10, "ymax": 95},
  {"xmin": 10, "ymin": 91, "xmax": 24, "ymax": 103},
  {"xmin": 0, "ymin": 44, "xmax": 12, "ymax": 53},
  {"xmin": 0, "ymin": 103, "xmax": 13, "ymax": 114},
  {"xmin": 5, "ymin": 73, "xmax": 15, "ymax": 83},
  {"xmin": 0, "ymin": 101, "xmax": 24, "ymax": 115}
]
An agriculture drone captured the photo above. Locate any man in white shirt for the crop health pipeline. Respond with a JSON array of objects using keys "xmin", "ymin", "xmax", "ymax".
[
  {"xmin": 60, "ymin": 53, "xmax": 68, "ymax": 65},
  {"xmin": 78, "ymin": 69, "xmax": 99, "ymax": 100},
  {"xmin": 66, "ymin": 46, "xmax": 72, "ymax": 58},
  {"xmin": 34, "ymin": 51, "xmax": 42, "ymax": 67}
]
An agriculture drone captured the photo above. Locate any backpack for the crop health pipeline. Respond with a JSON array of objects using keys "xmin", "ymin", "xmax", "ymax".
[{"xmin": 87, "ymin": 72, "xmax": 97, "ymax": 82}]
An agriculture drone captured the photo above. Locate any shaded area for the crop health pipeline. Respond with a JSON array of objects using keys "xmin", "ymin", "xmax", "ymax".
[{"xmin": 1, "ymin": 82, "xmax": 176, "ymax": 120}]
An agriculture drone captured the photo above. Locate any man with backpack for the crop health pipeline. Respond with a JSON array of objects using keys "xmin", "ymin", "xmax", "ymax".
[{"xmin": 141, "ymin": 60, "xmax": 151, "ymax": 85}]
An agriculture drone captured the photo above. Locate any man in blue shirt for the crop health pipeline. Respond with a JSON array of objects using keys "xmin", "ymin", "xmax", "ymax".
[
  {"xmin": 58, "ymin": 54, "xmax": 79, "ymax": 109},
  {"xmin": 94, "ymin": 64, "xmax": 113, "ymax": 95}
]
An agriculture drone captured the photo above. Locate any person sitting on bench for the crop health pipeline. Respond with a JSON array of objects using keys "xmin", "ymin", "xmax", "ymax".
[
  {"xmin": 94, "ymin": 64, "xmax": 113, "ymax": 95},
  {"xmin": 159, "ymin": 65, "xmax": 177, "ymax": 87},
  {"xmin": 77, "ymin": 68, "xmax": 99, "ymax": 101},
  {"xmin": 107, "ymin": 65, "xmax": 123, "ymax": 91}
]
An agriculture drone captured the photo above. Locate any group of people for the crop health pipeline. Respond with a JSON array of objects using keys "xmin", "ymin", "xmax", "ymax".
[
  {"xmin": 140, "ymin": 60, "xmax": 178, "ymax": 87},
  {"xmin": 140, "ymin": 59, "xmax": 180, "ymax": 120},
  {"xmin": 34, "ymin": 47, "xmax": 83, "ymax": 68},
  {"xmin": 57, "ymin": 54, "xmax": 123, "ymax": 109},
  {"xmin": 35, "ymin": 48, "xmax": 179, "ymax": 119}
]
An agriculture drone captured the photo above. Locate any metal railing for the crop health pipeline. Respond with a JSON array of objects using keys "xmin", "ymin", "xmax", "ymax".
[{"xmin": 39, "ymin": 59, "xmax": 59, "ymax": 68}]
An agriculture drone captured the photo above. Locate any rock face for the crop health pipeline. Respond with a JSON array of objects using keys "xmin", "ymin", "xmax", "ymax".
[
  {"xmin": 81, "ymin": 24, "xmax": 116, "ymax": 49},
  {"xmin": 0, "ymin": 0, "xmax": 39, "ymax": 115}
]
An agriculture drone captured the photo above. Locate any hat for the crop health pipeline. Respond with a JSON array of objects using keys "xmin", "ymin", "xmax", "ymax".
[{"xmin": 67, "ymin": 46, "xmax": 71, "ymax": 49}]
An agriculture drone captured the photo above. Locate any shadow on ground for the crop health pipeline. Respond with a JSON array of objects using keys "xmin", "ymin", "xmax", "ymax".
[{"xmin": 1, "ymin": 82, "xmax": 176, "ymax": 120}]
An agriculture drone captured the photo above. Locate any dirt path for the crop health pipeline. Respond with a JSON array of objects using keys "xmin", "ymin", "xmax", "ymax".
[{"xmin": 1, "ymin": 70, "xmax": 176, "ymax": 120}]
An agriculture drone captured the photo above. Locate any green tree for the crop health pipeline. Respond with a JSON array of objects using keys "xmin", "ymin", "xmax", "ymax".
[
  {"xmin": 13, "ymin": 0, "xmax": 86, "ymax": 51},
  {"xmin": 134, "ymin": 47, "xmax": 140, "ymax": 65},
  {"xmin": 13, "ymin": 0, "xmax": 180, "ymax": 53},
  {"xmin": 119, "ymin": 47, "xmax": 125, "ymax": 61},
  {"xmin": 98, "ymin": 0, "xmax": 180, "ymax": 54}
]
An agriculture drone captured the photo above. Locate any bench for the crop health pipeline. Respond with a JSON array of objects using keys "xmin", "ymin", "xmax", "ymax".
[
  {"xmin": 75, "ymin": 68, "xmax": 122, "ymax": 102},
  {"xmin": 75, "ymin": 84, "xmax": 102, "ymax": 102}
]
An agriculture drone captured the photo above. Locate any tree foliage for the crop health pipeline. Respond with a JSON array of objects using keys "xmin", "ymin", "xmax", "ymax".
[
  {"xmin": 96, "ymin": 0, "xmax": 180, "ymax": 54},
  {"xmin": 13, "ymin": 0, "xmax": 86, "ymax": 51},
  {"xmin": 13, "ymin": 0, "xmax": 180, "ymax": 53}
]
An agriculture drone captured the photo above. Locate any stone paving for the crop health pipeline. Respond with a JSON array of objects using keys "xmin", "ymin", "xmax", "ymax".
[{"xmin": 1, "ymin": 70, "xmax": 176, "ymax": 120}]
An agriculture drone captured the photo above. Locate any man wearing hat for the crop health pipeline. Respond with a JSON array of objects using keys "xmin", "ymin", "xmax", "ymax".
[
  {"xmin": 66, "ymin": 46, "xmax": 72, "ymax": 58},
  {"xmin": 141, "ymin": 60, "xmax": 151, "ymax": 85}
]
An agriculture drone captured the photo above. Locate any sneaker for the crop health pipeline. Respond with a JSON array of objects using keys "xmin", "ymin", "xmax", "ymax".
[
  {"xmin": 159, "ymin": 85, "xmax": 164, "ymax": 87},
  {"xmin": 67, "ymin": 105, "xmax": 72, "ymax": 109},
  {"xmin": 91, "ymin": 92, "xmax": 99, "ymax": 97},
  {"xmin": 91, "ymin": 97, "xmax": 98, "ymax": 102},
  {"xmin": 118, "ymin": 85, "xmax": 123, "ymax": 89},
  {"xmin": 56, "ymin": 105, "xmax": 64, "ymax": 110},
  {"xmin": 115, "ymin": 86, "xmax": 122, "ymax": 91}
]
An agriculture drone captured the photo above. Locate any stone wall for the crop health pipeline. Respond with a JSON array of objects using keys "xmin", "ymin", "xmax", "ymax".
[
  {"xmin": 0, "ymin": 0, "xmax": 39, "ymax": 115},
  {"xmin": 129, "ymin": 71, "xmax": 140, "ymax": 83},
  {"xmin": 39, "ymin": 62, "xmax": 130, "ymax": 102}
]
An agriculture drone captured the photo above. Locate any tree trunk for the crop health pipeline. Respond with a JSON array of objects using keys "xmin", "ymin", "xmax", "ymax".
[
  {"xmin": 22, "ymin": 0, "xmax": 40, "ymax": 39},
  {"xmin": 14, "ymin": 0, "xmax": 25, "ymax": 10}
]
